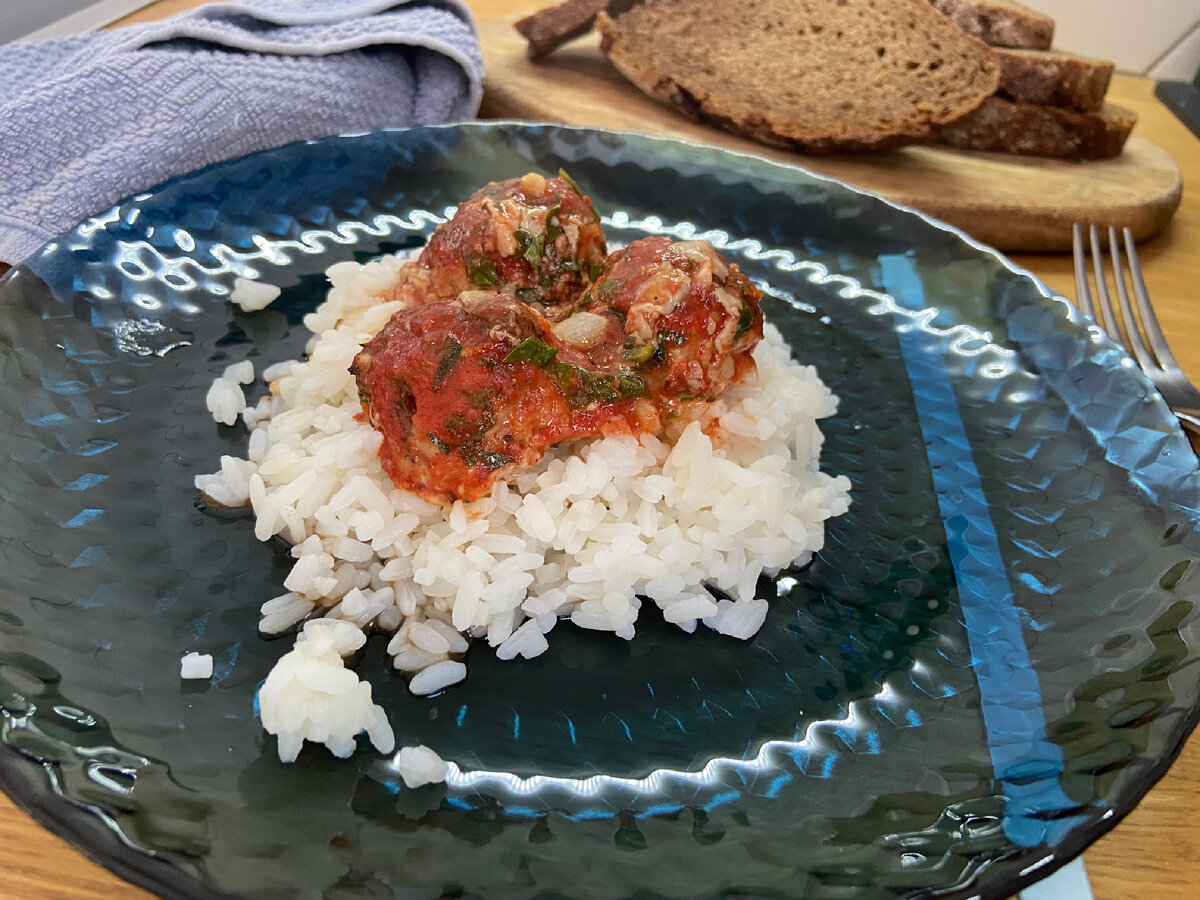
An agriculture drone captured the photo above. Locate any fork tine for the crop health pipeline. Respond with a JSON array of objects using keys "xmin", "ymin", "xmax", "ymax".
[
  {"xmin": 1122, "ymin": 227, "xmax": 1184, "ymax": 372},
  {"xmin": 1072, "ymin": 223, "xmax": 1095, "ymax": 319},
  {"xmin": 1089, "ymin": 223, "xmax": 1126, "ymax": 349},
  {"xmin": 1108, "ymin": 226, "xmax": 1157, "ymax": 373},
  {"xmin": 1073, "ymin": 224, "xmax": 1200, "ymax": 441}
]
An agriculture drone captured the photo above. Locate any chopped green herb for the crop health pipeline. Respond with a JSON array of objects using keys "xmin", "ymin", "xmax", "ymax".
[
  {"xmin": 525, "ymin": 232, "xmax": 545, "ymax": 267},
  {"xmin": 587, "ymin": 263, "xmax": 605, "ymax": 281},
  {"xmin": 458, "ymin": 442, "xmax": 514, "ymax": 470},
  {"xmin": 594, "ymin": 379, "xmax": 620, "ymax": 403},
  {"xmin": 464, "ymin": 252, "xmax": 498, "ymax": 286},
  {"xmin": 596, "ymin": 278, "xmax": 622, "ymax": 303},
  {"xmin": 389, "ymin": 376, "xmax": 416, "ymax": 417},
  {"xmin": 678, "ymin": 390, "xmax": 695, "ymax": 402},
  {"xmin": 650, "ymin": 330, "xmax": 686, "ymax": 365},
  {"xmin": 514, "ymin": 287, "xmax": 543, "ymax": 305},
  {"xmin": 660, "ymin": 329, "xmax": 686, "ymax": 345},
  {"xmin": 478, "ymin": 449, "xmax": 515, "ymax": 470},
  {"xmin": 544, "ymin": 359, "xmax": 574, "ymax": 394},
  {"xmin": 504, "ymin": 336, "xmax": 559, "ymax": 366},
  {"xmin": 431, "ymin": 338, "xmax": 461, "ymax": 391},
  {"xmin": 558, "ymin": 168, "xmax": 584, "ymax": 197},
  {"xmin": 545, "ymin": 201, "xmax": 563, "ymax": 241},
  {"xmin": 573, "ymin": 368, "xmax": 619, "ymax": 404},
  {"xmin": 515, "ymin": 229, "xmax": 545, "ymax": 268},
  {"xmin": 736, "ymin": 293, "xmax": 754, "ymax": 337},
  {"xmin": 427, "ymin": 433, "xmax": 452, "ymax": 454},
  {"xmin": 624, "ymin": 343, "xmax": 656, "ymax": 366},
  {"xmin": 617, "ymin": 372, "xmax": 647, "ymax": 398}
]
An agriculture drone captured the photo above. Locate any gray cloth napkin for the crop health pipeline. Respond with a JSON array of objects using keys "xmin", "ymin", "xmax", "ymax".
[{"xmin": 0, "ymin": 0, "xmax": 484, "ymax": 263}]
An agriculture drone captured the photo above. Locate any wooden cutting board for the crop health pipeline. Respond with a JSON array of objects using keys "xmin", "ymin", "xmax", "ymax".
[{"xmin": 478, "ymin": 15, "xmax": 1182, "ymax": 252}]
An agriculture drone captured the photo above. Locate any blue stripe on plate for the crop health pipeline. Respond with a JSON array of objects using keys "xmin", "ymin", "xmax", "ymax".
[{"xmin": 878, "ymin": 254, "xmax": 1088, "ymax": 847}]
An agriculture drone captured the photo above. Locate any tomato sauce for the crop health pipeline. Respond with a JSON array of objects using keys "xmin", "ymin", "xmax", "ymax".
[{"xmin": 351, "ymin": 176, "xmax": 763, "ymax": 505}]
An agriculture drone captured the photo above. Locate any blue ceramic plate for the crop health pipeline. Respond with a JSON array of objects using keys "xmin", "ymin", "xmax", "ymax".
[{"xmin": 1, "ymin": 123, "xmax": 1198, "ymax": 900}]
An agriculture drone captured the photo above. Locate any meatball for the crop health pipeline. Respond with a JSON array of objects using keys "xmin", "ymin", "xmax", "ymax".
[
  {"xmin": 351, "ymin": 291, "xmax": 643, "ymax": 504},
  {"xmin": 575, "ymin": 237, "xmax": 763, "ymax": 405},
  {"xmin": 352, "ymin": 236, "xmax": 764, "ymax": 505},
  {"xmin": 386, "ymin": 171, "xmax": 607, "ymax": 315}
]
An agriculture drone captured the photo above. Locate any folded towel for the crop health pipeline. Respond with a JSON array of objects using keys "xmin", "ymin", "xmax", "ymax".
[{"xmin": 0, "ymin": 0, "xmax": 484, "ymax": 264}]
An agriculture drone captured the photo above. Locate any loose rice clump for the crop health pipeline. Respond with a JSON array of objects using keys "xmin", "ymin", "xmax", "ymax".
[
  {"xmin": 196, "ymin": 253, "xmax": 851, "ymax": 764},
  {"xmin": 257, "ymin": 619, "xmax": 394, "ymax": 762}
]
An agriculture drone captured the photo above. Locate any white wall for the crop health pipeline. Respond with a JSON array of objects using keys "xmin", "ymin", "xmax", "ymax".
[{"xmin": 1028, "ymin": 0, "xmax": 1200, "ymax": 80}]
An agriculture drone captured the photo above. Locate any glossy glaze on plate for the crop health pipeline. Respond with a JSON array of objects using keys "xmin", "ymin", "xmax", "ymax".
[{"xmin": 0, "ymin": 124, "xmax": 1197, "ymax": 900}]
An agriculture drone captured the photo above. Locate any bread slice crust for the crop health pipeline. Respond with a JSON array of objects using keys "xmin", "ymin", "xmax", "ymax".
[
  {"xmin": 995, "ymin": 47, "xmax": 1114, "ymax": 112},
  {"xmin": 597, "ymin": 0, "xmax": 1000, "ymax": 154},
  {"xmin": 927, "ymin": 0, "xmax": 1054, "ymax": 50},
  {"xmin": 516, "ymin": 0, "xmax": 640, "ymax": 58},
  {"xmin": 936, "ymin": 97, "xmax": 1137, "ymax": 159}
]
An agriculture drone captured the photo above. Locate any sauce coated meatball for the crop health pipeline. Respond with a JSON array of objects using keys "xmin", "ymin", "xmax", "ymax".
[
  {"xmin": 574, "ymin": 236, "xmax": 764, "ymax": 406},
  {"xmin": 354, "ymin": 238, "xmax": 763, "ymax": 504},
  {"xmin": 386, "ymin": 172, "xmax": 607, "ymax": 315},
  {"xmin": 352, "ymin": 174, "xmax": 764, "ymax": 505},
  {"xmin": 351, "ymin": 291, "xmax": 644, "ymax": 505}
]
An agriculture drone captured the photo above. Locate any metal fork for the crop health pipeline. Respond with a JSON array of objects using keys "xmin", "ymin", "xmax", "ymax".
[{"xmin": 1072, "ymin": 223, "xmax": 1200, "ymax": 437}]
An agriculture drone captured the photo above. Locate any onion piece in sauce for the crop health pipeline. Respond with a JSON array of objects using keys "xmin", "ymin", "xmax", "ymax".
[{"xmin": 551, "ymin": 311, "xmax": 608, "ymax": 349}]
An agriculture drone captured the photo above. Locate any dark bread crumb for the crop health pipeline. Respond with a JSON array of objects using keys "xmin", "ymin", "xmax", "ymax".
[
  {"xmin": 597, "ymin": 0, "xmax": 1000, "ymax": 153},
  {"xmin": 995, "ymin": 48, "xmax": 1114, "ymax": 112}
]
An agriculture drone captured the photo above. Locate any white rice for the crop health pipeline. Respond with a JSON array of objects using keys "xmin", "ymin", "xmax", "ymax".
[
  {"xmin": 199, "ymin": 252, "xmax": 852, "ymax": 766},
  {"xmin": 257, "ymin": 618, "xmax": 394, "ymax": 762},
  {"xmin": 204, "ymin": 360, "xmax": 255, "ymax": 426},
  {"xmin": 230, "ymin": 276, "xmax": 282, "ymax": 312},
  {"xmin": 395, "ymin": 744, "xmax": 450, "ymax": 788},
  {"xmin": 179, "ymin": 652, "xmax": 213, "ymax": 679}
]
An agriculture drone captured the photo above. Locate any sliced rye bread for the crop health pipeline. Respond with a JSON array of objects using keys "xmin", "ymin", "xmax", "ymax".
[
  {"xmin": 515, "ymin": 0, "xmax": 636, "ymax": 58},
  {"xmin": 928, "ymin": 0, "xmax": 1054, "ymax": 49},
  {"xmin": 995, "ymin": 47, "xmax": 1114, "ymax": 112},
  {"xmin": 515, "ymin": 0, "xmax": 606, "ymax": 58},
  {"xmin": 595, "ymin": 0, "xmax": 1001, "ymax": 154},
  {"xmin": 936, "ymin": 96, "xmax": 1137, "ymax": 159}
]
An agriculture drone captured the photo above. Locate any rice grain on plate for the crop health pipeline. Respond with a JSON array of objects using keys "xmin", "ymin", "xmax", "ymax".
[
  {"xmin": 198, "ymin": 252, "xmax": 851, "ymax": 765},
  {"xmin": 230, "ymin": 276, "xmax": 282, "ymax": 313},
  {"xmin": 179, "ymin": 652, "xmax": 214, "ymax": 680}
]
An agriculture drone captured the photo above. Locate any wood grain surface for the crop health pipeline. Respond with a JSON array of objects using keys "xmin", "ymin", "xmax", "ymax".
[{"xmin": 1, "ymin": 2, "xmax": 1199, "ymax": 899}]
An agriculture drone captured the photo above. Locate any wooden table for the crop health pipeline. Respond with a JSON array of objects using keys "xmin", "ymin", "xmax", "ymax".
[{"xmin": 1, "ymin": 2, "xmax": 1198, "ymax": 898}]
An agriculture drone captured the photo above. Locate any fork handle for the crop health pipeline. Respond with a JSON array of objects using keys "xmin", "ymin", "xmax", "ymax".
[{"xmin": 1177, "ymin": 410, "xmax": 1200, "ymax": 438}]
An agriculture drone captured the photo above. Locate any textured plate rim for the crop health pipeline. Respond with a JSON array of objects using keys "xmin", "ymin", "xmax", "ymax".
[{"xmin": 0, "ymin": 120, "xmax": 1196, "ymax": 900}]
